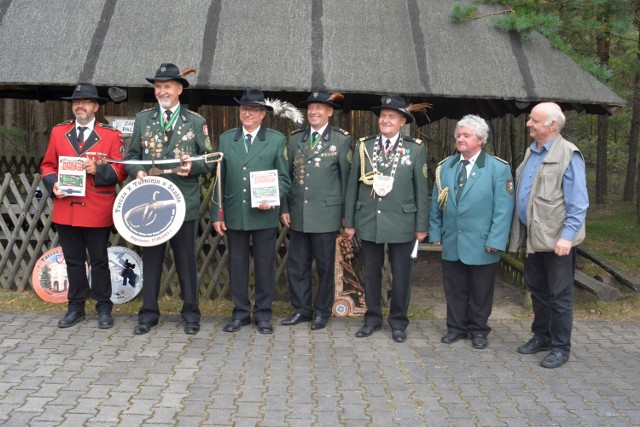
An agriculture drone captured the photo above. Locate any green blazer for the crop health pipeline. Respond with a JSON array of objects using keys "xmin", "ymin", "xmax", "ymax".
[
  {"xmin": 211, "ymin": 126, "xmax": 290, "ymax": 231},
  {"xmin": 281, "ymin": 125, "xmax": 353, "ymax": 233},
  {"xmin": 345, "ymin": 134, "xmax": 429, "ymax": 244},
  {"xmin": 428, "ymin": 151, "xmax": 514, "ymax": 265},
  {"xmin": 125, "ymin": 105, "xmax": 214, "ymax": 221}
]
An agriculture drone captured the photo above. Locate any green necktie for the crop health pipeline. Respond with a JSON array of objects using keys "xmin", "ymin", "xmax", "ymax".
[{"xmin": 456, "ymin": 160, "xmax": 470, "ymax": 202}]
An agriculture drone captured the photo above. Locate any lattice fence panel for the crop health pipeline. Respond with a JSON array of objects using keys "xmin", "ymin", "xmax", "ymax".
[{"xmin": 0, "ymin": 171, "xmax": 294, "ymax": 300}]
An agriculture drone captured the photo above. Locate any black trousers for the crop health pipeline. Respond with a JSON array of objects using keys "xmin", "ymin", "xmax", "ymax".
[
  {"xmin": 361, "ymin": 240, "xmax": 414, "ymax": 331},
  {"xmin": 287, "ymin": 230, "xmax": 337, "ymax": 318},
  {"xmin": 57, "ymin": 224, "xmax": 112, "ymax": 314},
  {"xmin": 227, "ymin": 228, "xmax": 277, "ymax": 322},
  {"xmin": 441, "ymin": 260, "xmax": 499, "ymax": 337},
  {"xmin": 138, "ymin": 220, "xmax": 200, "ymax": 325},
  {"xmin": 524, "ymin": 249, "xmax": 576, "ymax": 354}
]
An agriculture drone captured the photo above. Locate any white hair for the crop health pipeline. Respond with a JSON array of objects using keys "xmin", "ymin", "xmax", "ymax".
[
  {"xmin": 544, "ymin": 108, "xmax": 566, "ymax": 131},
  {"xmin": 456, "ymin": 114, "xmax": 489, "ymax": 145},
  {"xmin": 537, "ymin": 102, "xmax": 566, "ymax": 131}
]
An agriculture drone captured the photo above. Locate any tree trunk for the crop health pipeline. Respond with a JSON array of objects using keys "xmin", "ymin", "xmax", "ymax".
[
  {"xmin": 625, "ymin": 70, "xmax": 640, "ymax": 201},
  {"xmin": 625, "ymin": 4, "xmax": 640, "ymax": 202},
  {"xmin": 1, "ymin": 98, "xmax": 17, "ymax": 155},
  {"xmin": 30, "ymin": 100, "xmax": 49, "ymax": 158},
  {"xmin": 596, "ymin": 115, "xmax": 609, "ymax": 204},
  {"xmin": 595, "ymin": 32, "xmax": 610, "ymax": 204},
  {"xmin": 637, "ymin": 163, "xmax": 640, "ymax": 224}
]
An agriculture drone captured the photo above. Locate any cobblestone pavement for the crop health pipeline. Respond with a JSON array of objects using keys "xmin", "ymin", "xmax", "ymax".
[{"xmin": 0, "ymin": 312, "xmax": 639, "ymax": 426}]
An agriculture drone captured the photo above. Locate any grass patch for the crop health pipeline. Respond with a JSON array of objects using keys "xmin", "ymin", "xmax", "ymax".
[
  {"xmin": 574, "ymin": 288, "xmax": 640, "ymax": 320},
  {"xmin": 0, "ymin": 289, "xmax": 437, "ymax": 320},
  {"xmin": 583, "ymin": 200, "xmax": 640, "ymax": 274}
]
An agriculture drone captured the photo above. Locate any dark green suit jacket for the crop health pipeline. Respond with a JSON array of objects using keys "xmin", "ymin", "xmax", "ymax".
[
  {"xmin": 281, "ymin": 125, "xmax": 353, "ymax": 233},
  {"xmin": 125, "ymin": 105, "xmax": 214, "ymax": 221},
  {"xmin": 211, "ymin": 126, "xmax": 290, "ymax": 230},
  {"xmin": 345, "ymin": 134, "xmax": 429, "ymax": 244}
]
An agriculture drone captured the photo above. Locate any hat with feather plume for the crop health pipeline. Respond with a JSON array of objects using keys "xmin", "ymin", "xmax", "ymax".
[
  {"xmin": 298, "ymin": 90, "xmax": 344, "ymax": 109},
  {"xmin": 236, "ymin": 88, "xmax": 305, "ymax": 129},
  {"xmin": 371, "ymin": 95, "xmax": 433, "ymax": 125},
  {"xmin": 146, "ymin": 63, "xmax": 195, "ymax": 88}
]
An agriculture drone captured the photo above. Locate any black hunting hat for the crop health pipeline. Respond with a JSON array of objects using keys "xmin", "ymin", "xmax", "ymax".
[
  {"xmin": 234, "ymin": 88, "xmax": 273, "ymax": 111},
  {"xmin": 146, "ymin": 63, "xmax": 191, "ymax": 88},
  {"xmin": 298, "ymin": 90, "xmax": 343, "ymax": 109},
  {"xmin": 371, "ymin": 95, "xmax": 414, "ymax": 124},
  {"xmin": 61, "ymin": 83, "xmax": 108, "ymax": 105}
]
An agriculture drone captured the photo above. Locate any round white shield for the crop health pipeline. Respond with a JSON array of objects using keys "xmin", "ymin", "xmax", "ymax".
[
  {"xmin": 113, "ymin": 176, "xmax": 186, "ymax": 247},
  {"xmin": 106, "ymin": 246, "xmax": 143, "ymax": 304}
]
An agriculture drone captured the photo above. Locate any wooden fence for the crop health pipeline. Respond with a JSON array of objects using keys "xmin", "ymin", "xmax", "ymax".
[
  {"xmin": 1, "ymin": 169, "xmax": 394, "ymax": 303},
  {"xmin": 1, "ymin": 170, "xmax": 298, "ymax": 300}
]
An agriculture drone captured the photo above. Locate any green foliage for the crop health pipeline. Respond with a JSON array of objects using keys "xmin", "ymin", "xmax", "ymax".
[
  {"xmin": 449, "ymin": 0, "xmax": 634, "ymax": 88},
  {"xmin": 0, "ymin": 125, "xmax": 26, "ymax": 142},
  {"xmin": 491, "ymin": 11, "xmax": 562, "ymax": 40},
  {"xmin": 450, "ymin": 4, "xmax": 479, "ymax": 23}
]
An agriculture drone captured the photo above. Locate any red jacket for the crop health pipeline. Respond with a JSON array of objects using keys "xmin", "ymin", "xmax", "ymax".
[{"xmin": 41, "ymin": 120, "xmax": 127, "ymax": 228}]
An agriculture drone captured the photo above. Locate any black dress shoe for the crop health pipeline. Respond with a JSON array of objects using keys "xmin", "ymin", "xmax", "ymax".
[
  {"xmin": 58, "ymin": 311, "xmax": 86, "ymax": 328},
  {"xmin": 223, "ymin": 319, "xmax": 250, "ymax": 333},
  {"xmin": 471, "ymin": 334, "xmax": 488, "ymax": 349},
  {"xmin": 392, "ymin": 329, "xmax": 407, "ymax": 343},
  {"xmin": 310, "ymin": 315, "xmax": 329, "ymax": 330},
  {"xmin": 256, "ymin": 320, "xmax": 273, "ymax": 334},
  {"xmin": 355, "ymin": 324, "xmax": 381, "ymax": 338},
  {"xmin": 134, "ymin": 323, "xmax": 153, "ymax": 335},
  {"xmin": 440, "ymin": 331, "xmax": 468, "ymax": 344},
  {"xmin": 517, "ymin": 337, "xmax": 552, "ymax": 354},
  {"xmin": 97, "ymin": 312, "xmax": 113, "ymax": 329},
  {"xmin": 184, "ymin": 323, "xmax": 200, "ymax": 335},
  {"xmin": 540, "ymin": 350, "xmax": 569, "ymax": 368},
  {"xmin": 280, "ymin": 313, "xmax": 311, "ymax": 326}
]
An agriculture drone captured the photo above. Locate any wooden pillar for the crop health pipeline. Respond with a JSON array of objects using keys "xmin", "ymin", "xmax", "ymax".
[{"xmin": 126, "ymin": 88, "xmax": 145, "ymax": 117}]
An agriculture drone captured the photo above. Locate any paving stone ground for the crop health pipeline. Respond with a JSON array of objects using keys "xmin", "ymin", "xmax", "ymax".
[{"xmin": 0, "ymin": 311, "xmax": 639, "ymax": 426}]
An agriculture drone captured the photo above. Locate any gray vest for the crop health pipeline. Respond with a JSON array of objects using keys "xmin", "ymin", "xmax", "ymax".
[{"xmin": 508, "ymin": 135, "xmax": 586, "ymax": 253}]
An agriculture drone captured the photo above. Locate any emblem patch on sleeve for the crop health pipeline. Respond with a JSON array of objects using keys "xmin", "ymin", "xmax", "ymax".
[
  {"xmin": 203, "ymin": 125, "xmax": 209, "ymax": 136},
  {"xmin": 422, "ymin": 164, "xmax": 428, "ymax": 178},
  {"xmin": 506, "ymin": 179, "xmax": 514, "ymax": 195},
  {"xmin": 284, "ymin": 146, "xmax": 288, "ymax": 161}
]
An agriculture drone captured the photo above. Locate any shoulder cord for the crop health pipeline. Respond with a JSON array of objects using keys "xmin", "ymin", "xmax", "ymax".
[
  {"xmin": 435, "ymin": 164, "xmax": 449, "ymax": 211},
  {"xmin": 359, "ymin": 140, "xmax": 377, "ymax": 185}
]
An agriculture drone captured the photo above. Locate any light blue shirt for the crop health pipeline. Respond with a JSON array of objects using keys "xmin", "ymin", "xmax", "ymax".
[{"xmin": 516, "ymin": 136, "xmax": 589, "ymax": 242}]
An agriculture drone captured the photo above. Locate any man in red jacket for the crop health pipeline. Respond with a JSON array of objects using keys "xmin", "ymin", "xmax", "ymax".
[{"xmin": 41, "ymin": 83, "xmax": 127, "ymax": 329}]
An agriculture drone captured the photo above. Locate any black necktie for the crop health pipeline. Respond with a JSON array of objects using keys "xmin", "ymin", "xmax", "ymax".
[
  {"xmin": 164, "ymin": 110, "xmax": 173, "ymax": 141},
  {"xmin": 456, "ymin": 160, "xmax": 470, "ymax": 202},
  {"xmin": 77, "ymin": 126, "xmax": 87, "ymax": 145},
  {"xmin": 384, "ymin": 139, "xmax": 391, "ymax": 152},
  {"xmin": 311, "ymin": 131, "xmax": 319, "ymax": 148},
  {"xmin": 246, "ymin": 134, "xmax": 252, "ymax": 147}
]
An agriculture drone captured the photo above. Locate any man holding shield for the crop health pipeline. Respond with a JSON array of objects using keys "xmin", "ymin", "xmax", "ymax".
[{"xmin": 125, "ymin": 63, "xmax": 214, "ymax": 335}]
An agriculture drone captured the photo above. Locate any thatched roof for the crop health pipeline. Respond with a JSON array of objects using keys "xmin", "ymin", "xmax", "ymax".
[{"xmin": 0, "ymin": 0, "xmax": 625, "ymax": 123}]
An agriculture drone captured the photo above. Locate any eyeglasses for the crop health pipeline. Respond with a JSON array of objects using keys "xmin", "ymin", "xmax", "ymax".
[{"xmin": 240, "ymin": 106, "xmax": 264, "ymax": 114}]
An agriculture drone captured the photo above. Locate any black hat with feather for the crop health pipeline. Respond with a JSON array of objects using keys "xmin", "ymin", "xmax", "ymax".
[
  {"xmin": 146, "ymin": 63, "xmax": 195, "ymax": 88},
  {"xmin": 298, "ymin": 90, "xmax": 344, "ymax": 110},
  {"xmin": 371, "ymin": 95, "xmax": 433, "ymax": 125},
  {"xmin": 234, "ymin": 88, "xmax": 273, "ymax": 111}
]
